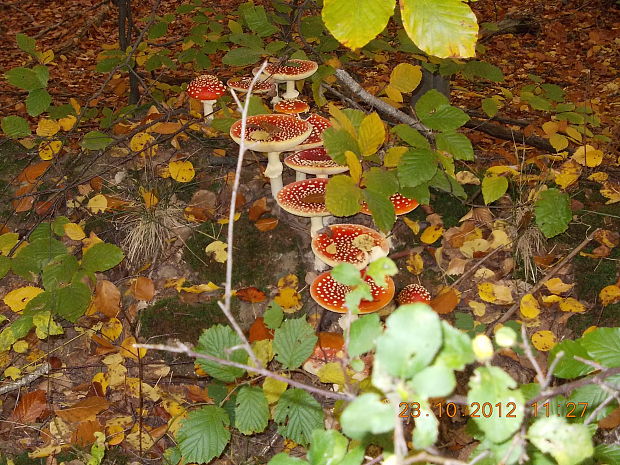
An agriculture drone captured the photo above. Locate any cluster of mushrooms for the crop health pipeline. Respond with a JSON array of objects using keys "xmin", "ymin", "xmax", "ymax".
[{"xmin": 186, "ymin": 60, "xmax": 433, "ymax": 316}]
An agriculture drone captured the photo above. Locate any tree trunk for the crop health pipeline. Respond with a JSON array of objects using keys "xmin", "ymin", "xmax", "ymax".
[{"xmin": 116, "ymin": 0, "xmax": 139, "ymax": 105}]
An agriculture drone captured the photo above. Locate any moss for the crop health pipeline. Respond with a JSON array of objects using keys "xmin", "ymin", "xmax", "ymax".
[{"xmin": 428, "ymin": 190, "xmax": 469, "ymax": 229}]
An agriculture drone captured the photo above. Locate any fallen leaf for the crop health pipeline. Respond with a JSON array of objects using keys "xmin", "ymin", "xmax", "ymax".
[
  {"xmin": 406, "ymin": 252, "xmax": 424, "ymax": 275},
  {"xmin": 520, "ymin": 293, "xmax": 541, "ymax": 319},
  {"xmin": 600, "ymin": 182, "xmax": 620, "ymax": 204},
  {"xmin": 544, "ymin": 278, "xmax": 574, "ymax": 294},
  {"xmin": 120, "ymin": 336, "xmax": 147, "ymax": 360},
  {"xmin": 249, "ymin": 197, "xmax": 269, "ymax": 221},
  {"xmin": 9, "ymin": 390, "xmax": 47, "ymax": 423},
  {"xmin": 56, "ymin": 396, "xmax": 109, "ymax": 423},
  {"xmin": 531, "ymin": 330, "xmax": 556, "ymax": 351},
  {"xmin": 101, "ymin": 318, "xmax": 123, "ymax": 341},
  {"xmin": 64, "ymin": 223, "xmax": 86, "ymax": 240},
  {"xmin": 559, "ymin": 297, "xmax": 586, "ymax": 313},
  {"xmin": 594, "ymin": 229, "xmax": 619, "ymax": 248},
  {"xmin": 468, "ymin": 300, "xmax": 486, "ymax": 316},
  {"xmin": 478, "ymin": 282, "xmax": 514, "ymax": 305},
  {"xmin": 403, "ymin": 217, "xmax": 420, "ymax": 235},
  {"xmin": 36, "ymin": 119, "xmax": 60, "ymax": 137},
  {"xmin": 4, "ymin": 286, "xmax": 44, "ymax": 312},
  {"xmin": 572, "ymin": 145, "xmax": 603, "ymax": 167},
  {"xmin": 255, "ymin": 217, "xmax": 278, "ymax": 231},
  {"xmin": 278, "ymin": 274, "xmax": 299, "ymax": 289},
  {"xmin": 263, "ymin": 376, "xmax": 288, "ymax": 404},
  {"xmin": 169, "ymin": 160, "xmax": 195, "ymax": 183},
  {"xmin": 446, "ymin": 257, "xmax": 468, "ymax": 275},
  {"xmin": 130, "ymin": 277, "xmax": 155, "ymax": 301},
  {"xmin": 274, "ymin": 287, "xmax": 302, "ymax": 313},
  {"xmin": 88, "ymin": 194, "xmax": 108, "ymax": 213},
  {"xmin": 430, "ymin": 288, "xmax": 459, "ymax": 314},
  {"xmin": 553, "ymin": 159, "xmax": 581, "ymax": 189},
  {"xmin": 205, "ymin": 240, "xmax": 228, "ymax": 263},
  {"xmin": 236, "ymin": 287, "xmax": 267, "ymax": 303},
  {"xmin": 599, "ymin": 285, "xmax": 620, "ymax": 306},
  {"xmin": 249, "ymin": 317, "xmax": 274, "ymax": 342},
  {"xmin": 38, "ymin": 140, "xmax": 62, "ymax": 160},
  {"xmin": 420, "ymin": 224, "xmax": 444, "ymax": 244},
  {"xmin": 93, "ymin": 280, "xmax": 120, "ymax": 317}
]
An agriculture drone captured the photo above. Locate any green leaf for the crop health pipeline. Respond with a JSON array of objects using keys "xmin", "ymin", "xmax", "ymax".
[
  {"xmin": 415, "ymin": 89, "xmax": 450, "ymax": 116},
  {"xmin": 273, "ymin": 317, "xmax": 317, "ymax": 369},
  {"xmin": 177, "ymin": 406, "xmax": 231, "ymax": 464},
  {"xmin": 246, "ymin": 94, "xmax": 271, "ymax": 116},
  {"xmin": 363, "ymin": 190, "xmax": 395, "ymax": 233},
  {"xmin": 52, "ymin": 282, "xmax": 91, "ymax": 322},
  {"xmin": 482, "ymin": 176, "xmax": 508, "ymax": 204},
  {"xmin": 527, "ymin": 417, "xmax": 593, "ymax": 465},
  {"xmin": 42, "ymin": 254, "xmax": 79, "ymax": 290},
  {"xmin": 468, "ymin": 366, "xmax": 525, "ymax": 443},
  {"xmin": 463, "ymin": 61, "xmax": 504, "ymax": 82},
  {"xmin": 541, "ymin": 83, "xmax": 565, "ymax": 102},
  {"xmin": 4, "ymin": 67, "xmax": 45, "ymax": 91},
  {"xmin": 148, "ymin": 21, "xmax": 169, "ymax": 39},
  {"xmin": 263, "ymin": 301, "xmax": 283, "ymax": 330},
  {"xmin": 308, "ymin": 429, "xmax": 348, "ymax": 465},
  {"xmin": 534, "ymin": 188, "xmax": 571, "ymax": 238},
  {"xmin": 26, "ymin": 89, "xmax": 52, "ymax": 117},
  {"xmin": 411, "ymin": 363, "xmax": 455, "ymax": 398},
  {"xmin": 400, "ymin": 183, "xmax": 430, "ymax": 205},
  {"xmin": 235, "ymin": 386, "xmax": 269, "ymax": 435},
  {"xmin": 391, "ymin": 124, "xmax": 430, "ymax": 149},
  {"xmin": 331, "ymin": 263, "xmax": 363, "ymax": 287},
  {"xmin": 340, "ymin": 393, "xmax": 394, "ymax": 440},
  {"xmin": 365, "ymin": 257, "xmax": 398, "ymax": 288},
  {"xmin": 349, "ymin": 314, "xmax": 382, "ymax": 358},
  {"xmin": 363, "ymin": 168, "xmax": 398, "ymax": 197},
  {"xmin": 16, "ymin": 33, "xmax": 38, "ymax": 57},
  {"xmin": 274, "ymin": 388, "xmax": 324, "ymax": 446},
  {"xmin": 436, "ymin": 322, "xmax": 474, "ymax": 370},
  {"xmin": 326, "ymin": 175, "xmax": 362, "ymax": 216},
  {"xmin": 581, "ymin": 327, "xmax": 620, "ymax": 368},
  {"xmin": 268, "ymin": 454, "xmax": 309, "ymax": 465},
  {"xmin": 397, "ymin": 148, "xmax": 438, "ymax": 187},
  {"xmin": 0, "ymin": 256, "xmax": 10, "ymax": 280},
  {"xmin": 436, "ymin": 131, "xmax": 473, "ymax": 160},
  {"xmin": 548, "ymin": 340, "xmax": 595, "ymax": 379},
  {"xmin": 594, "ymin": 444, "xmax": 620, "ymax": 464},
  {"xmin": 374, "ymin": 303, "xmax": 442, "ymax": 379},
  {"xmin": 239, "ymin": 2, "xmax": 278, "ymax": 37},
  {"xmin": 81, "ymin": 243, "xmax": 124, "ymax": 272},
  {"xmin": 322, "ymin": 0, "xmax": 395, "ymax": 50},
  {"xmin": 482, "ymin": 98, "xmax": 499, "ymax": 118},
  {"xmin": 51, "ymin": 216, "xmax": 70, "ymax": 236},
  {"xmin": 400, "ymin": 0, "xmax": 478, "ymax": 58},
  {"xmin": 195, "ymin": 325, "xmax": 248, "ymax": 382},
  {"xmin": 2, "ymin": 116, "xmax": 30, "ymax": 138},
  {"xmin": 12, "ymin": 238, "xmax": 67, "ymax": 281},
  {"xmin": 419, "ymin": 104, "xmax": 469, "ymax": 131},
  {"xmin": 81, "ymin": 131, "xmax": 113, "ymax": 150},
  {"xmin": 567, "ymin": 376, "xmax": 620, "ymax": 422},
  {"xmin": 390, "ymin": 63, "xmax": 423, "ymax": 93},
  {"xmin": 222, "ymin": 47, "xmax": 263, "ymax": 66},
  {"xmin": 323, "ymin": 128, "xmax": 360, "ymax": 165},
  {"xmin": 412, "ymin": 399, "xmax": 439, "ymax": 449}
]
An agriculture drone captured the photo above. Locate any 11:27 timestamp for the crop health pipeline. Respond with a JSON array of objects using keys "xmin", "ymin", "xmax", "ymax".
[{"xmin": 530, "ymin": 402, "xmax": 589, "ymax": 418}]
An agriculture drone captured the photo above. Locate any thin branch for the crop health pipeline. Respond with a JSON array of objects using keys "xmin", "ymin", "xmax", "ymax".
[
  {"xmin": 134, "ymin": 341, "xmax": 353, "ymax": 401},
  {"xmin": 0, "ymin": 363, "xmax": 51, "ymax": 395},
  {"xmin": 584, "ymin": 393, "xmax": 617, "ymax": 425}
]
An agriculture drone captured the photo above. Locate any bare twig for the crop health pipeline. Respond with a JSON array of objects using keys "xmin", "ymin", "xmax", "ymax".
[
  {"xmin": 584, "ymin": 393, "xmax": 617, "ymax": 425},
  {"xmin": 0, "ymin": 363, "xmax": 50, "ymax": 395}
]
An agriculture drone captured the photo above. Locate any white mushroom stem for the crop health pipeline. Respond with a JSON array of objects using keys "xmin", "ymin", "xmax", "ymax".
[
  {"xmin": 282, "ymin": 80, "xmax": 300, "ymax": 100},
  {"xmin": 201, "ymin": 99, "xmax": 216, "ymax": 121},
  {"xmin": 310, "ymin": 217, "xmax": 324, "ymax": 237},
  {"xmin": 317, "ymin": 174, "xmax": 328, "ymax": 179},
  {"xmin": 295, "ymin": 172, "xmax": 307, "ymax": 182},
  {"xmin": 271, "ymin": 83, "xmax": 282, "ymax": 104},
  {"xmin": 264, "ymin": 151, "xmax": 284, "ymax": 197}
]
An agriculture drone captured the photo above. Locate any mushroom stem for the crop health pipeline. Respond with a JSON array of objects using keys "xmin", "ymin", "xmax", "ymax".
[
  {"xmin": 201, "ymin": 99, "xmax": 216, "ymax": 121},
  {"xmin": 282, "ymin": 80, "xmax": 299, "ymax": 100},
  {"xmin": 316, "ymin": 174, "xmax": 328, "ymax": 179},
  {"xmin": 310, "ymin": 216, "xmax": 324, "ymax": 237},
  {"xmin": 264, "ymin": 151, "xmax": 284, "ymax": 197},
  {"xmin": 295, "ymin": 172, "xmax": 307, "ymax": 182},
  {"xmin": 271, "ymin": 82, "xmax": 282, "ymax": 104}
]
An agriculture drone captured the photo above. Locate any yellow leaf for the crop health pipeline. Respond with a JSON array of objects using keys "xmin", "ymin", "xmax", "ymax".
[
  {"xmin": 38, "ymin": 49, "xmax": 54, "ymax": 64},
  {"xmin": 520, "ymin": 294, "xmax": 541, "ymax": 319},
  {"xmin": 406, "ymin": 252, "xmax": 424, "ymax": 275},
  {"xmin": 93, "ymin": 372, "xmax": 109, "ymax": 393},
  {"xmin": 478, "ymin": 282, "xmax": 514, "ymax": 305},
  {"xmin": 327, "ymin": 103, "xmax": 356, "ymax": 137},
  {"xmin": 599, "ymin": 285, "xmax": 620, "ymax": 306},
  {"xmin": 384, "ymin": 146, "xmax": 407, "ymax": 167},
  {"xmin": 120, "ymin": 336, "xmax": 147, "ymax": 360},
  {"xmin": 489, "ymin": 229, "xmax": 511, "ymax": 248},
  {"xmin": 169, "ymin": 160, "xmax": 195, "ymax": 183},
  {"xmin": 487, "ymin": 165, "xmax": 519, "ymax": 177},
  {"xmin": 559, "ymin": 297, "xmax": 586, "ymax": 313},
  {"xmin": 460, "ymin": 238, "xmax": 490, "ymax": 258},
  {"xmin": 59, "ymin": 115, "xmax": 77, "ymax": 131},
  {"xmin": 252, "ymin": 339, "xmax": 274, "ymax": 369},
  {"xmin": 317, "ymin": 362, "xmax": 347, "ymax": 384},
  {"xmin": 205, "ymin": 240, "xmax": 228, "ymax": 263},
  {"xmin": 582, "ymin": 326, "xmax": 597, "ymax": 336},
  {"xmin": 541, "ymin": 294, "xmax": 563, "ymax": 305},
  {"xmin": 531, "ymin": 330, "xmax": 556, "ymax": 351},
  {"xmin": 82, "ymin": 231, "xmax": 103, "ymax": 252},
  {"xmin": 263, "ymin": 376, "xmax": 288, "ymax": 404},
  {"xmin": 472, "ymin": 334, "xmax": 494, "ymax": 362},
  {"xmin": 106, "ymin": 424, "xmax": 125, "ymax": 446},
  {"xmin": 384, "ymin": 85, "xmax": 403, "ymax": 103},
  {"xmin": 572, "ymin": 145, "xmax": 603, "ymax": 167},
  {"xmin": 101, "ymin": 317, "xmax": 123, "ymax": 341},
  {"xmin": 456, "ymin": 170, "xmax": 481, "ymax": 185},
  {"xmin": 33, "ymin": 311, "xmax": 63, "ymax": 338},
  {"xmin": 12, "ymin": 340, "xmax": 29, "ymax": 353},
  {"xmin": 468, "ymin": 301, "xmax": 486, "ymax": 316},
  {"xmin": 88, "ymin": 194, "xmax": 108, "ymax": 213},
  {"xmin": 358, "ymin": 112, "xmax": 384, "ymax": 156},
  {"xmin": 180, "ymin": 282, "xmax": 220, "ymax": 293},
  {"xmin": 275, "ymin": 287, "xmax": 302, "ymax": 313},
  {"xmin": 403, "ymin": 217, "xmax": 420, "ymax": 235},
  {"xmin": 129, "ymin": 132, "xmax": 157, "ymax": 156},
  {"xmin": 217, "ymin": 212, "xmax": 241, "ymax": 224},
  {"xmin": 344, "ymin": 151, "xmax": 362, "ymax": 183},
  {"xmin": 38, "ymin": 140, "xmax": 62, "ymax": 160},
  {"xmin": 544, "ymin": 278, "xmax": 574, "ymax": 294},
  {"xmin": 549, "ymin": 133, "xmax": 568, "ymax": 151},
  {"xmin": 140, "ymin": 189, "xmax": 158, "ymax": 208},
  {"xmin": 277, "ymin": 274, "xmax": 299, "ymax": 289},
  {"xmin": 390, "ymin": 63, "xmax": 422, "ymax": 93},
  {"xmin": 4, "ymin": 366, "xmax": 21, "ymax": 380},
  {"xmin": 0, "ymin": 233, "xmax": 19, "ymax": 255},
  {"xmin": 420, "ymin": 224, "xmax": 444, "ymax": 244},
  {"xmin": 553, "ymin": 159, "xmax": 582, "ymax": 189},
  {"xmin": 542, "ymin": 121, "xmax": 559, "ymax": 136},
  {"xmin": 564, "ymin": 126, "xmax": 582, "ymax": 142},
  {"xmin": 36, "ymin": 119, "xmax": 60, "ymax": 137},
  {"xmin": 600, "ymin": 181, "xmax": 620, "ymax": 204},
  {"xmin": 4, "ymin": 286, "xmax": 44, "ymax": 312},
  {"xmin": 64, "ymin": 223, "xmax": 86, "ymax": 240}
]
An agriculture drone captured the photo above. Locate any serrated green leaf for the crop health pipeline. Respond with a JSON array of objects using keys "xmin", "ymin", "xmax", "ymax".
[
  {"xmin": 323, "ymin": 128, "xmax": 360, "ymax": 165},
  {"xmin": 534, "ymin": 188, "xmax": 571, "ymax": 238},
  {"xmin": 400, "ymin": 183, "xmax": 430, "ymax": 205},
  {"xmin": 235, "ymin": 386, "xmax": 269, "ymax": 435},
  {"xmin": 331, "ymin": 263, "xmax": 363, "ymax": 286},
  {"xmin": 400, "ymin": 0, "xmax": 478, "ymax": 59},
  {"xmin": 363, "ymin": 168, "xmax": 398, "ymax": 197},
  {"xmin": 419, "ymin": 104, "xmax": 469, "ymax": 131},
  {"xmin": 415, "ymin": 89, "xmax": 449, "ymax": 115},
  {"xmin": 349, "ymin": 314, "xmax": 382, "ymax": 358},
  {"xmin": 274, "ymin": 388, "xmax": 324, "ymax": 446},
  {"xmin": 548, "ymin": 340, "xmax": 595, "ymax": 379},
  {"xmin": 391, "ymin": 124, "xmax": 430, "ymax": 149},
  {"xmin": 397, "ymin": 148, "xmax": 438, "ymax": 187},
  {"xmin": 239, "ymin": 2, "xmax": 279, "ymax": 37},
  {"xmin": 527, "ymin": 417, "xmax": 593, "ymax": 465},
  {"xmin": 263, "ymin": 301, "xmax": 283, "ymax": 330},
  {"xmin": 273, "ymin": 317, "xmax": 317, "ymax": 369},
  {"xmin": 482, "ymin": 176, "xmax": 508, "ymax": 204},
  {"xmin": 340, "ymin": 393, "xmax": 394, "ymax": 440},
  {"xmin": 580, "ymin": 327, "xmax": 620, "ymax": 368},
  {"xmin": 42, "ymin": 254, "xmax": 78, "ymax": 290},
  {"xmin": 148, "ymin": 21, "xmax": 169, "ymax": 39},
  {"xmin": 594, "ymin": 444, "xmax": 620, "ymax": 464},
  {"xmin": 81, "ymin": 243, "xmax": 124, "ymax": 272},
  {"xmin": 16, "ymin": 33, "xmax": 37, "ymax": 57},
  {"xmin": 482, "ymin": 97, "xmax": 499, "ymax": 118},
  {"xmin": 222, "ymin": 47, "xmax": 263, "ymax": 66},
  {"xmin": 26, "ymin": 88, "xmax": 52, "ymax": 116},
  {"xmin": 11, "ymin": 238, "xmax": 67, "ymax": 281},
  {"xmin": 363, "ymin": 190, "xmax": 396, "ymax": 232},
  {"xmin": 51, "ymin": 216, "xmax": 70, "ymax": 236},
  {"xmin": 541, "ymin": 83, "xmax": 565, "ymax": 102},
  {"xmin": 358, "ymin": 112, "xmax": 385, "ymax": 156},
  {"xmin": 411, "ymin": 363, "xmax": 455, "ymax": 398},
  {"xmin": 326, "ymin": 175, "xmax": 362, "ymax": 216},
  {"xmin": 322, "ymin": 0, "xmax": 395, "ymax": 50},
  {"xmin": 436, "ymin": 131, "xmax": 473, "ymax": 160},
  {"xmin": 81, "ymin": 131, "xmax": 113, "ymax": 150},
  {"xmin": 4, "ymin": 67, "xmax": 45, "ymax": 91},
  {"xmin": 436, "ymin": 322, "xmax": 474, "ymax": 370},
  {"xmin": 365, "ymin": 256, "xmax": 398, "ymax": 288},
  {"xmin": 177, "ymin": 406, "xmax": 231, "ymax": 464},
  {"xmin": 51, "ymin": 282, "xmax": 91, "ymax": 322},
  {"xmin": 2, "ymin": 116, "xmax": 31, "ymax": 138},
  {"xmin": 196, "ymin": 325, "xmax": 248, "ymax": 381},
  {"xmin": 0, "ymin": 256, "xmax": 10, "ymax": 280}
]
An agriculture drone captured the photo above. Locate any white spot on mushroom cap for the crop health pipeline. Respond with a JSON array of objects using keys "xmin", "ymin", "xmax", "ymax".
[
  {"xmin": 276, "ymin": 178, "xmax": 329, "ymax": 217},
  {"xmin": 187, "ymin": 74, "xmax": 227, "ymax": 99}
]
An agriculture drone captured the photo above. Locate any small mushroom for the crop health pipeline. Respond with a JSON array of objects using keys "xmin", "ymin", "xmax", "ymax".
[
  {"xmin": 284, "ymin": 147, "xmax": 349, "ymax": 182},
  {"xmin": 312, "ymin": 224, "xmax": 389, "ymax": 270},
  {"xmin": 303, "ymin": 332, "xmax": 344, "ymax": 376},
  {"xmin": 230, "ymin": 114, "xmax": 312, "ymax": 197},
  {"xmin": 276, "ymin": 178, "xmax": 330, "ymax": 238},
  {"xmin": 264, "ymin": 59, "xmax": 318, "ymax": 100},
  {"xmin": 310, "ymin": 269, "xmax": 395, "ymax": 314},
  {"xmin": 274, "ymin": 98, "xmax": 310, "ymax": 117},
  {"xmin": 361, "ymin": 193, "xmax": 419, "ymax": 216},
  {"xmin": 187, "ymin": 75, "xmax": 227, "ymax": 122},
  {"xmin": 397, "ymin": 284, "xmax": 431, "ymax": 305},
  {"xmin": 227, "ymin": 76, "xmax": 275, "ymax": 95}
]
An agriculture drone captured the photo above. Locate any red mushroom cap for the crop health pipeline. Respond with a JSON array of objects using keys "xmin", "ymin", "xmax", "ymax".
[
  {"xmin": 361, "ymin": 193, "xmax": 419, "ymax": 216},
  {"xmin": 187, "ymin": 75, "xmax": 227, "ymax": 101},
  {"xmin": 229, "ymin": 114, "xmax": 312, "ymax": 153},
  {"xmin": 310, "ymin": 333, "xmax": 345, "ymax": 362},
  {"xmin": 310, "ymin": 270, "xmax": 395, "ymax": 314},
  {"xmin": 312, "ymin": 224, "xmax": 389, "ymax": 270},
  {"xmin": 265, "ymin": 59, "xmax": 318, "ymax": 81},
  {"xmin": 274, "ymin": 98, "xmax": 310, "ymax": 115},
  {"xmin": 284, "ymin": 148, "xmax": 348, "ymax": 176},
  {"xmin": 397, "ymin": 284, "xmax": 431, "ymax": 305},
  {"xmin": 276, "ymin": 178, "xmax": 329, "ymax": 217},
  {"xmin": 227, "ymin": 76, "xmax": 275, "ymax": 94},
  {"xmin": 293, "ymin": 114, "xmax": 331, "ymax": 150}
]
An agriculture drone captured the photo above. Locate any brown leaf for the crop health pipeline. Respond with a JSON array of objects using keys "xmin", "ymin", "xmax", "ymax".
[
  {"xmin": 152, "ymin": 122, "xmax": 183, "ymax": 134},
  {"xmin": 72, "ymin": 419, "xmax": 102, "ymax": 446},
  {"xmin": 9, "ymin": 390, "xmax": 47, "ymax": 423},
  {"xmin": 248, "ymin": 317, "xmax": 274, "ymax": 342},
  {"xmin": 430, "ymin": 288, "xmax": 459, "ymax": 315},
  {"xmin": 599, "ymin": 407, "xmax": 620, "ymax": 429},
  {"xmin": 594, "ymin": 229, "xmax": 619, "ymax": 248},
  {"xmin": 236, "ymin": 287, "xmax": 267, "ymax": 303},
  {"xmin": 130, "ymin": 277, "xmax": 155, "ymax": 301},
  {"xmin": 56, "ymin": 396, "xmax": 109, "ymax": 423},
  {"xmin": 17, "ymin": 161, "xmax": 51, "ymax": 184},
  {"xmin": 255, "ymin": 217, "xmax": 278, "ymax": 231},
  {"xmin": 93, "ymin": 280, "xmax": 120, "ymax": 317},
  {"xmin": 186, "ymin": 385, "xmax": 214, "ymax": 403},
  {"xmin": 249, "ymin": 197, "xmax": 269, "ymax": 221}
]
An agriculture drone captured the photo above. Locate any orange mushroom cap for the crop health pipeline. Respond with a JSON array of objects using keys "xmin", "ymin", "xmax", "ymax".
[
  {"xmin": 229, "ymin": 114, "xmax": 312, "ymax": 153},
  {"xmin": 293, "ymin": 114, "xmax": 331, "ymax": 150},
  {"xmin": 276, "ymin": 178, "xmax": 329, "ymax": 217},
  {"xmin": 227, "ymin": 76, "xmax": 275, "ymax": 94},
  {"xmin": 312, "ymin": 224, "xmax": 389, "ymax": 270},
  {"xmin": 187, "ymin": 75, "xmax": 227, "ymax": 101},
  {"xmin": 265, "ymin": 59, "xmax": 318, "ymax": 81},
  {"xmin": 274, "ymin": 98, "xmax": 310, "ymax": 115},
  {"xmin": 361, "ymin": 193, "xmax": 419, "ymax": 216},
  {"xmin": 284, "ymin": 148, "xmax": 348, "ymax": 176}
]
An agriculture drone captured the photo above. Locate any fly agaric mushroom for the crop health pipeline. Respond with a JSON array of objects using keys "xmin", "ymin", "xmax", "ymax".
[
  {"xmin": 303, "ymin": 332, "xmax": 344, "ymax": 376},
  {"xmin": 276, "ymin": 178, "xmax": 330, "ymax": 237},
  {"xmin": 284, "ymin": 147, "xmax": 349, "ymax": 182},
  {"xmin": 264, "ymin": 59, "xmax": 318, "ymax": 100},
  {"xmin": 230, "ymin": 114, "xmax": 312, "ymax": 197},
  {"xmin": 227, "ymin": 76, "xmax": 275, "ymax": 95},
  {"xmin": 274, "ymin": 98, "xmax": 310, "ymax": 117},
  {"xmin": 397, "ymin": 284, "xmax": 431, "ymax": 305},
  {"xmin": 291, "ymin": 114, "xmax": 331, "ymax": 151},
  {"xmin": 187, "ymin": 75, "xmax": 227, "ymax": 122},
  {"xmin": 361, "ymin": 193, "xmax": 419, "ymax": 216},
  {"xmin": 311, "ymin": 270, "xmax": 395, "ymax": 314},
  {"xmin": 312, "ymin": 224, "xmax": 389, "ymax": 270}
]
